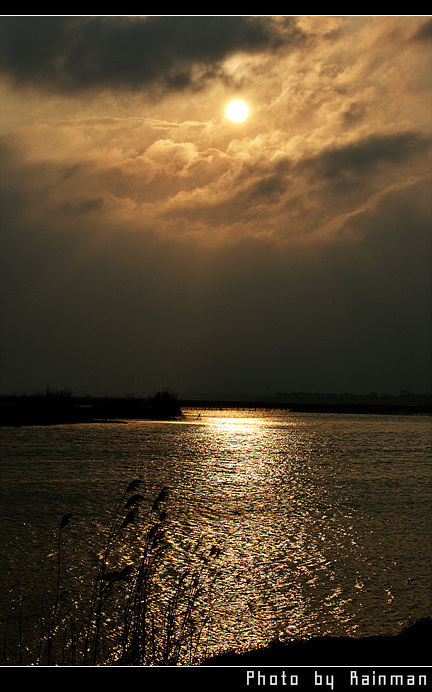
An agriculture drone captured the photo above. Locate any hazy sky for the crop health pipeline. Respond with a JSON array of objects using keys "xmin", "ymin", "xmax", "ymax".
[{"xmin": 1, "ymin": 16, "xmax": 431, "ymax": 398}]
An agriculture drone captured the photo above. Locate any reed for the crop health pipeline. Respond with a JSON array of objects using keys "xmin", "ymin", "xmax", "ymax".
[{"xmin": 27, "ymin": 481, "xmax": 220, "ymax": 666}]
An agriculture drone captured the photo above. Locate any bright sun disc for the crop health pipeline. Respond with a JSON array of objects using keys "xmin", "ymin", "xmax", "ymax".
[{"xmin": 226, "ymin": 100, "xmax": 249, "ymax": 122}]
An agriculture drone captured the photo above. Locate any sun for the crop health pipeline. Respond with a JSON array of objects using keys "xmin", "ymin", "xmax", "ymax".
[{"xmin": 226, "ymin": 99, "xmax": 249, "ymax": 123}]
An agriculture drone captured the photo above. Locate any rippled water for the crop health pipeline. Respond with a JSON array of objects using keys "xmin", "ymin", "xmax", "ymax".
[{"xmin": 0, "ymin": 409, "xmax": 431, "ymax": 664}]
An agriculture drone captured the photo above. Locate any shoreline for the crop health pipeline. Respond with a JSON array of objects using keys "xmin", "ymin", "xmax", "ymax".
[
  {"xmin": 1, "ymin": 395, "xmax": 430, "ymax": 427},
  {"xmin": 202, "ymin": 618, "xmax": 432, "ymax": 667}
]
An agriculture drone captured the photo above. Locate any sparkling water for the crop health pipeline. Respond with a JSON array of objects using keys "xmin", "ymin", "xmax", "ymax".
[{"xmin": 0, "ymin": 409, "xmax": 430, "ymax": 664}]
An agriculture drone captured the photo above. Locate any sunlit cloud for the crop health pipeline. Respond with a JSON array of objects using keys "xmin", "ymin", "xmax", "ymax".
[{"xmin": 0, "ymin": 16, "xmax": 430, "ymax": 396}]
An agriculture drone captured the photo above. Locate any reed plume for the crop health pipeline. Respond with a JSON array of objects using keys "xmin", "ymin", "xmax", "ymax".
[{"xmin": 25, "ymin": 480, "xmax": 219, "ymax": 666}]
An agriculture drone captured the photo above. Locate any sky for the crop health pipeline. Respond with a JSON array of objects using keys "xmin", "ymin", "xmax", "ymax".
[{"xmin": 0, "ymin": 15, "xmax": 431, "ymax": 399}]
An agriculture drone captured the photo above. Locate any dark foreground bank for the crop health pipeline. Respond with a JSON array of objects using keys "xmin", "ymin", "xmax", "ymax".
[{"xmin": 202, "ymin": 618, "xmax": 432, "ymax": 666}]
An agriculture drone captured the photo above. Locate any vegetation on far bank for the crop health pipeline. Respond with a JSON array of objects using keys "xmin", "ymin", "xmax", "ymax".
[
  {"xmin": 1, "ymin": 386, "xmax": 431, "ymax": 427},
  {"xmin": 0, "ymin": 387, "xmax": 182, "ymax": 426}
]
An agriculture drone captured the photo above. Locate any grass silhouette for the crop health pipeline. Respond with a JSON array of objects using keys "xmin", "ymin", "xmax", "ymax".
[
  {"xmin": 3, "ymin": 479, "xmax": 429, "ymax": 667},
  {"xmin": 10, "ymin": 481, "xmax": 220, "ymax": 666}
]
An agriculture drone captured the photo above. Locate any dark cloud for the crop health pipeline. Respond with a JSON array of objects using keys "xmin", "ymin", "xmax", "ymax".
[
  {"xmin": 304, "ymin": 130, "xmax": 431, "ymax": 182},
  {"xmin": 0, "ymin": 16, "xmax": 430, "ymax": 398},
  {"xmin": 341, "ymin": 100, "xmax": 367, "ymax": 126},
  {"xmin": 1, "ymin": 127, "xmax": 430, "ymax": 397},
  {"xmin": 0, "ymin": 16, "xmax": 301, "ymax": 95},
  {"xmin": 412, "ymin": 17, "xmax": 432, "ymax": 42}
]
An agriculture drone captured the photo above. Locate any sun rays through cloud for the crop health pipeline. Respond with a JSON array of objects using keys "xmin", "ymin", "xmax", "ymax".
[{"xmin": 0, "ymin": 15, "xmax": 431, "ymax": 397}]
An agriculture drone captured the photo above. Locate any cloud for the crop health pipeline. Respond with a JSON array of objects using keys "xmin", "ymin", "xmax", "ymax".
[
  {"xmin": 292, "ymin": 129, "xmax": 432, "ymax": 223},
  {"xmin": 411, "ymin": 16, "xmax": 432, "ymax": 42},
  {"xmin": 0, "ymin": 16, "xmax": 430, "ymax": 396},
  {"xmin": 0, "ymin": 16, "xmax": 303, "ymax": 96},
  {"xmin": 305, "ymin": 130, "xmax": 430, "ymax": 180}
]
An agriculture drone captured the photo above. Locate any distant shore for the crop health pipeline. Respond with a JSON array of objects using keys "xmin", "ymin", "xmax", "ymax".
[
  {"xmin": 182, "ymin": 389, "xmax": 432, "ymax": 415},
  {"xmin": 202, "ymin": 617, "xmax": 432, "ymax": 667},
  {"xmin": 0, "ymin": 389, "xmax": 182, "ymax": 427},
  {"xmin": 1, "ymin": 390, "xmax": 430, "ymax": 426},
  {"xmin": 181, "ymin": 399, "xmax": 431, "ymax": 416}
]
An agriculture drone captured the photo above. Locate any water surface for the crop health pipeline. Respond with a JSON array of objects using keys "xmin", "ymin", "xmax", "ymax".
[{"xmin": 0, "ymin": 409, "xmax": 430, "ymax": 664}]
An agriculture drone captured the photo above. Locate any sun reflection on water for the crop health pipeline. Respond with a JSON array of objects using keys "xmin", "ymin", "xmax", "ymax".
[
  {"xmin": 182, "ymin": 410, "xmax": 363, "ymax": 648},
  {"xmin": 0, "ymin": 411, "xmax": 430, "ymax": 663}
]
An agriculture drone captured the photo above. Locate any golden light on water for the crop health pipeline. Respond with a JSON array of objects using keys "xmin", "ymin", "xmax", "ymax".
[
  {"xmin": 1, "ymin": 409, "xmax": 429, "ymax": 665},
  {"xmin": 193, "ymin": 410, "xmax": 367, "ymax": 643}
]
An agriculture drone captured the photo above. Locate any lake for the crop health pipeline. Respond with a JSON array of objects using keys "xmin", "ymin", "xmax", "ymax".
[{"xmin": 0, "ymin": 408, "xmax": 430, "ymax": 665}]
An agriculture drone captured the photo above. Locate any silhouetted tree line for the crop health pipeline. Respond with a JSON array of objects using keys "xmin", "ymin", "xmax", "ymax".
[
  {"xmin": 180, "ymin": 390, "xmax": 431, "ymax": 415},
  {"xmin": 0, "ymin": 387, "xmax": 182, "ymax": 426},
  {"xmin": 265, "ymin": 390, "xmax": 431, "ymax": 407},
  {"xmin": 1, "ymin": 387, "xmax": 430, "ymax": 426}
]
